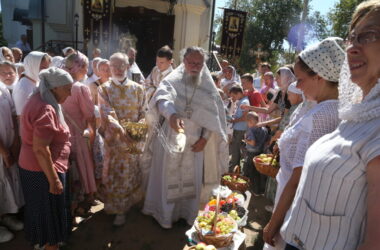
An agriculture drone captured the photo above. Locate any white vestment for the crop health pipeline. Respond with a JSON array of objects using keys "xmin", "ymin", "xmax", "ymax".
[{"xmin": 142, "ymin": 64, "xmax": 228, "ymax": 228}]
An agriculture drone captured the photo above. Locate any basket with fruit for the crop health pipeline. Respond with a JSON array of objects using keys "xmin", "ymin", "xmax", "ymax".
[
  {"xmin": 253, "ymin": 153, "xmax": 280, "ymax": 178},
  {"xmin": 194, "ymin": 211, "xmax": 237, "ymax": 248},
  {"xmin": 221, "ymin": 166, "xmax": 250, "ymax": 193},
  {"xmin": 188, "ymin": 243, "xmax": 217, "ymax": 250},
  {"xmin": 205, "ymin": 192, "xmax": 248, "ymax": 227}
]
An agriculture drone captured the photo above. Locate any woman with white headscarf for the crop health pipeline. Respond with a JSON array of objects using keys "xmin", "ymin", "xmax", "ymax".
[
  {"xmin": 19, "ymin": 67, "xmax": 73, "ymax": 250},
  {"xmin": 281, "ymin": 1, "xmax": 380, "ymax": 249},
  {"xmin": 12, "ymin": 51, "xmax": 50, "ymax": 117},
  {"xmin": 262, "ymin": 37, "xmax": 345, "ymax": 250},
  {"xmin": 242, "ymin": 66, "xmax": 295, "ymax": 128}
]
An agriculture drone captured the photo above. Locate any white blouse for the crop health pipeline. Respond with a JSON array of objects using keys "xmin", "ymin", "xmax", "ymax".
[{"xmin": 276, "ymin": 100, "xmax": 339, "ymax": 205}]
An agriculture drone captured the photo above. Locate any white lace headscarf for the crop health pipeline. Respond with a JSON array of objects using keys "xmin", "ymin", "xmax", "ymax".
[
  {"xmin": 338, "ymin": 56, "xmax": 380, "ymax": 122},
  {"xmin": 0, "ymin": 47, "xmax": 7, "ymax": 61},
  {"xmin": 277, "ymin": 67, "xmax": 296, "ymax": 91},
  {"xmin": 36, "ymin": 67, "xmax": 73, "ymax": 126},
  {"xmin": 50, "ymin": 56, "xmax": 64, "ymax": 68},
  {"xmin": 24, "ymin": 51, "xmax": 48, "ymax": 82}
]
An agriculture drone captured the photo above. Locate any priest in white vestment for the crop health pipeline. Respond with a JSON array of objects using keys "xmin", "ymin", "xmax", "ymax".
[{"xmin": 142, "ymin": 46, "xmax": 228, "ymax": 229}]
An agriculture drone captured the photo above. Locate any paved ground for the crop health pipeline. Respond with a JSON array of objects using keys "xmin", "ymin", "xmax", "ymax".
[{"xmin": 2, "ymin": 189, "xmax": 272, "ymax": 250}]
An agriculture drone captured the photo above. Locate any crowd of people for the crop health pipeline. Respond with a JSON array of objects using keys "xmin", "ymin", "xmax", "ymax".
[{"xmin": 0, "ymin": 0, "xmax": 379, "ymax": 249}]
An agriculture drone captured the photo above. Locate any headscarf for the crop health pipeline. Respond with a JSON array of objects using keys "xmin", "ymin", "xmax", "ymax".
[
  {"xmin": 300, "ymin": 37, "xmax": 345, "ymax": 82},
  {"xmin": 62, "ymin": 47, "xmax": 74, "ymax": 55},
  {"xmin": 63, "ymin": 51, "xmax": 88, "ymax": 75},
  {"xmin": 0, "ymin": 47, "xmax": 6, "ymax": 61},
  {"xmin": 36, "ymin": 67, "xmax": 73, "ymax": 126},
  {"xmin": 277, "ymin": 67, "xmax": 296, "ymax": 90},
  {"xmin": 24, "ymin": 51, "xmax": 48, "ymax": 82},
  {"xmin": 288, "ymin": 81, "xmax": 303, "ymax": 95},
  {"xmin": 50, "ymin": 56, "xmax": 64, "ymax": 68}
]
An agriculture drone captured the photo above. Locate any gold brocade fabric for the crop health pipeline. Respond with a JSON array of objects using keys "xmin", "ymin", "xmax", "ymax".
[{"xmin": 98, "ymin": 80, "xmax": 145, "ymax": 214}]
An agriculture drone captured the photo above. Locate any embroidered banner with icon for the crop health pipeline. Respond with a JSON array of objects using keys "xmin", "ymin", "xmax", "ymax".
[
  {"xmin": 83, "ymin": 0, "xmax": 111, "ymax": 47},
  {"xmin": 220, "ymin": 8, "xmax": 247, "ymax": 58}
]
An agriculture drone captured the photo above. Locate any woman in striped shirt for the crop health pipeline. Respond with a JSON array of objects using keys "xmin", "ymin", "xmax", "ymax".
[{"xmin": 281, "ymin": 1, "xmax": 380, "ymax": 249}]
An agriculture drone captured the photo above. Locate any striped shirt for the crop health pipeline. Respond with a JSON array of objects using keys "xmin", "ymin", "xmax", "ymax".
[{"xmin": 281, "ymin": 116, "xmax": 380, "ymax": 250}]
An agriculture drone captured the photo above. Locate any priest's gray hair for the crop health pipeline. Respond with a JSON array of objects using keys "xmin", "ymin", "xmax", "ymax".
[
  {"xmin": 180, "ymin": 46, "xmax": 209, "ymax": 62},
  {"xmin": 110, "ymin": 52, "xmax": 129, "ymax": 65},
  {"xmin": 0, "ymin": 61, "xmax": 16, "ymax": 71}
]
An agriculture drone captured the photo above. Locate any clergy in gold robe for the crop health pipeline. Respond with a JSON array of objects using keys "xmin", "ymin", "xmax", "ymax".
[{"xmin": 98, "ymin": 52, "xmax": 145, "ymax": 226}]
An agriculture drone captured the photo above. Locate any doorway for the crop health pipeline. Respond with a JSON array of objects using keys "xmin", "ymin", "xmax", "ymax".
[{"xmin": 112, "ymin": 7, "xmax": 175, "ymax": 76}]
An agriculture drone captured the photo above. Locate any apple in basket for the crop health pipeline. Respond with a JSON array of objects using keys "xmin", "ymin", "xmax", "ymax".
[{"xmin": 195, "ymin": 243, "xmax": 217, "ymax": 250}]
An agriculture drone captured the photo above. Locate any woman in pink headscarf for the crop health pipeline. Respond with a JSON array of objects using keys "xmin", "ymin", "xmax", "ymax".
[{"xmin": 62, "ymin": 52, "xmax": 97, "ymax": 216}]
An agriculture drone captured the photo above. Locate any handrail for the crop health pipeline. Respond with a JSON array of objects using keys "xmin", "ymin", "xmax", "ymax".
[{"xmin": 34, "ymin": 40, "xmax": 84, "ymax": 52}]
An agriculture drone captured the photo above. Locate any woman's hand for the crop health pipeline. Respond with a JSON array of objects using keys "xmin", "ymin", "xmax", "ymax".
[
  {"xmin": 263, "ymin": 221, "xmax": 278, "ymax": 246},
  {"xmin": 2, "ymin": 152, "xmax": 15, "ymax": 168},
  {"xmin": 49, "ymin": 178, "xmax": 63, "ymax": 195}
]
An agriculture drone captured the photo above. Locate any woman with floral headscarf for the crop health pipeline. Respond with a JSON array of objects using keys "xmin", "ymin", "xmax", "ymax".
[{"xmin": 62, "ymin": 52, "xmax": 97, "ymax": 217}]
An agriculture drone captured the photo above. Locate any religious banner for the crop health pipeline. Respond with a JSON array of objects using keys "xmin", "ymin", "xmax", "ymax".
[
  {"xmin": 220, "ymin": 9, "xmax": 247, "ymax": 58},
  {"xmin": 83, "ymin": 0, "xmax": 111, "ymax": 47}
]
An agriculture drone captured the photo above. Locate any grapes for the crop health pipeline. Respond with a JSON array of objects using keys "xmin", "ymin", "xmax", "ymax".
[
  {"xmin": 221, "ymin": 203, "xmax": 233, "ymax": 213},
  {"xmin": 236, "ymin": 206, "xmax": 246, "ymax": 217},
  {"xmin": 196, "ymin": 212, "xmax": 236, "ymax": 235}
]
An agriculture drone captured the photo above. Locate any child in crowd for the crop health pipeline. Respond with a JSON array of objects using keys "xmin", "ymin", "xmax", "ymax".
[
  {"xmin": 243, "ymin": 112, "xmax": 269, "ymax": 195},
  {"xmin": 229, "ymin": 86, "xmax": 249, "ymax": 170}
]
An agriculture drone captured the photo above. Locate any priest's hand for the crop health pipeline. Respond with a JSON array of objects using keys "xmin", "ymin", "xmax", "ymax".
[
  {"xmin": 191, "ymin": 137, "xmax": 207, "ymax": 152},
  {"xmin": 169, "ymin": 114, "xmax": 184, "ymax": 132}
]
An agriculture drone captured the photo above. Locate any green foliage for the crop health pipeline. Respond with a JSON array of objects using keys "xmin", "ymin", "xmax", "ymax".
[
  {"xmin": 306, "ymin": 11, "xmax": 332, "ymax": 41},
  {"xmin": 220, "ymin": 0, "xmax": 303, "ymax": 73},
  {"xmin": 0, "ymin": 13, "xmax": 8, "ymax": 47},
  {"xmin": 328, "ymin": 0, "xmax": 365, "ymax": 38}
]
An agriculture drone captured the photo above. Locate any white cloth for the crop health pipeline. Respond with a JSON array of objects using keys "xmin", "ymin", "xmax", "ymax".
[
  {"xmin": 287, "ymin": 81, "xmax": 302, "ymax": 95},
  {"xmin": 13, "ymin": 77, "xmax": 36, "ymax": 116},
  {"xmin": 84, "ymin": 73, "xmax": 100, "ymax": 86},
  {"xmin": 127, "ymin": 62, "xmax": 145, "ymax": 83},
  {"xmin": 300, "ymin": 37, "xmax": 345, "ymax": 82},
  {"xmin": 0, "ymin": 86, "xmax": 24, "ymax": 215},
  {"xmin": 142, "ymin": 63, "xmax": 228, "ymax": 228},
  {"xmin": 23, "ymin": 51, "xmax": 47, "ymax": 82}
]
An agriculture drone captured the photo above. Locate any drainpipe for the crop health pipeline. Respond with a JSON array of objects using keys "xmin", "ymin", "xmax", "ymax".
[
  {"xmin": 208, "ymin": 0, "xmax": 216, "ymax": 52},
  {"xmin": 41, "ymin": 0, "xmax": 45, "ymax": 51}
]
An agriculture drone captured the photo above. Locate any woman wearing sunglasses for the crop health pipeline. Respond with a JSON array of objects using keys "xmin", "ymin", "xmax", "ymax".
[{"xmin": 280, "ymin": 1, "xmax": 380, "ymax": 249}]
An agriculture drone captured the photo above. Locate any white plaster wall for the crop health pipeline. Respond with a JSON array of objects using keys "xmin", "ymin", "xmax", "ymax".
[{"xmin": 1, "ymin": 0, "xmax": 30, "ymax": 47}]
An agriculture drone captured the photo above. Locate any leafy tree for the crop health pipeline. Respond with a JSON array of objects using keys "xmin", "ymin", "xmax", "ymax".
[
  {"xmin": 328, "ymin": 0, "xmax": 365, "ymax": 38},
  {"xmin": 219, "ymin": 0, "xmax": 303, "ymax": 72}
]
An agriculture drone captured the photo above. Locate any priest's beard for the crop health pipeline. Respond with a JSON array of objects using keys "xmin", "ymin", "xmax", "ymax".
[
  {"xmin": 112, "ymin": 72, "xmax": 127, "ymax": 82},
  {"xmin": 183, "ymin": 72, "xmax": 201, "ymax": 87}
]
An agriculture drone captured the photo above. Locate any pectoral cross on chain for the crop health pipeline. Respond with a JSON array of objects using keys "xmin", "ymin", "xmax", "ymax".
[{"xmin": 184, "ymin": 105, "xmax": 193, "ymax": 119}]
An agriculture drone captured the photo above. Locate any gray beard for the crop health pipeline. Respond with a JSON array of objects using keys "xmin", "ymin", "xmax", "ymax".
[{"xmin": 183, "ymin": 72, "xmax": 201, "ymax": 87}]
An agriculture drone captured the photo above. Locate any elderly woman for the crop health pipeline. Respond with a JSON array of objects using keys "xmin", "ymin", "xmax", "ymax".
[
  {"xmin": 19, "ymin": 67, "xmax": 73, "ymax": 250},
  {"xmin": 62, "ymin": 52, "xmax": 97, "ymax": 213},
  {"xmin": 280, "ymin": 1, "xmax": 380, "ymax": 249},
  {"xmin": 262, "ymin": 37, "xmax": 345, "ymax": 250}
]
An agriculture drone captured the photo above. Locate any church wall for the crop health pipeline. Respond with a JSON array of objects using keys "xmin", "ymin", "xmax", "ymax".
[{"xmin": 1, "ymin": 0, "xmax": 29, "ymax": 47}]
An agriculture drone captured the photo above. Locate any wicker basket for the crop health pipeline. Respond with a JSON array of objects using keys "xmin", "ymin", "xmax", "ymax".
[
  {"xmin": 194, "ymin": 192, "xmax": 236, "ymax": 248},
  {"xmin": 253, "ymin": 153, "xmax": 279, "ymax": 178},
  {"xmin": 221, "ymin": 166, "xmax": 250, "ymax": 193}
]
